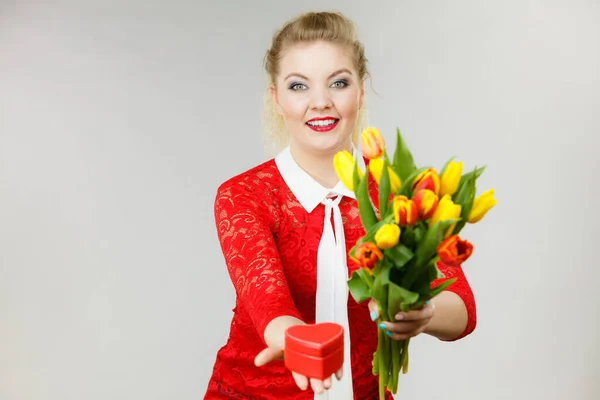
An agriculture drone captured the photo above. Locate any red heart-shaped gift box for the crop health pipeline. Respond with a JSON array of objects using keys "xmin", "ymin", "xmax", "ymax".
[{"xmin": 284, "ymin": 322, "xmax": 344, "ymax": 380}]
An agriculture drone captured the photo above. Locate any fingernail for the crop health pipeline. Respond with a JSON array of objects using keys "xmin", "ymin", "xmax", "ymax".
[
  {"xmin": 395, "ymin": 313, "xmax": 404, "ymax": 320},
  {"xmin": 386, "ymin": 331, "xmax": 392, "ymax": 337},
  {"xmin": 370, "ymin": 311, "xmax": 377, "ymax": 321},
  {"xmin": 378, "ymin": 323, "xmax": 386, "ymax": 330}
]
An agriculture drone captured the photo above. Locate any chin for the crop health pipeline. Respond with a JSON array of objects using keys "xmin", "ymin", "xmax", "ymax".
[{"xmin": 301, "ymin": 124, "xmax": 352, "ymax": 154}]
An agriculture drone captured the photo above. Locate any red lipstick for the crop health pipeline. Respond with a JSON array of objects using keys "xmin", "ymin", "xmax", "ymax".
[{"xmin": 306, "ymin": 116, "xmax": 339, "ymax": 132}]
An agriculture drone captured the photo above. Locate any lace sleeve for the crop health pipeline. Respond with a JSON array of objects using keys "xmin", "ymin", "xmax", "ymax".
[
  {"xmin": 214, "ymin": 181, "xmax": 304, "ymax": 342},
  {"xmin": 433, "ymin": 261, "xmax": 477, "ymax": 341}
]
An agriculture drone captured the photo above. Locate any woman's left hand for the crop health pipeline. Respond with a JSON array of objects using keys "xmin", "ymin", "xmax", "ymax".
[{"xmin": 368, "ymin": 299, "xmax": 435, "ymax": 340}]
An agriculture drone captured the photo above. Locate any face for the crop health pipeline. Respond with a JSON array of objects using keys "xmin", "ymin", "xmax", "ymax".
[{"xmin": 270, "ymin": 40, "xmax": 364, "ymax": 156}]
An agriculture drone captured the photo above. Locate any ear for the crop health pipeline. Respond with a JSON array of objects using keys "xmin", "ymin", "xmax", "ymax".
[
  {"xmin": 359, "ymin": 81, "xmax": 366, "ymax": 109},
  {"xmin": 269, "ymin": 85, "xmax": 284, "ymax": 116}
]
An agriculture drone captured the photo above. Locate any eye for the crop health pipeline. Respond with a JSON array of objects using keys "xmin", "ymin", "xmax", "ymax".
[
  {"xmin": 289, "ymin": 82, "xmax": 307, "ymax": 91},
  {"xmin": 331, "ymin": 79, "xmax": 349, "ymax": 88}
]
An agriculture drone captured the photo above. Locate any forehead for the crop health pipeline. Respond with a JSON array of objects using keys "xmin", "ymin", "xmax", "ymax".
[{"xmin": 277, "ymin": 40, "xmax": 356, "ymax": 79}]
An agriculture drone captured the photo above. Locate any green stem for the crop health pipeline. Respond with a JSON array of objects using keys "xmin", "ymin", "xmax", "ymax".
[
  {"xmin": 390, "ymin": 339, "xmax": 400, "ymax": 393},
  {"xmin": 386, "ymin": 286, "xmax": 400, "ymax": 394},
  {"xmin": 400, "ymin": 338, "xmax": 410, "ymax": 374},
  {"xmin": 378, "ymin": 329, "xmax": 386, "ymax": 400}
]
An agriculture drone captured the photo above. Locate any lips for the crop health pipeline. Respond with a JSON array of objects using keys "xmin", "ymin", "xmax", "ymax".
[{"xmin": 306, "ymin": 117, "xmax": 340, "ymax": 132}]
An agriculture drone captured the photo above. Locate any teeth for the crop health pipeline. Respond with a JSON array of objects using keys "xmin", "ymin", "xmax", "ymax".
[{"xmin": 307, "ymin": 119, "xmax": 337, "ymax": 127}]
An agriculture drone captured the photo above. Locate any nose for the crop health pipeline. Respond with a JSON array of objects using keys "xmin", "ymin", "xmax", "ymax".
[{"xmin": 310, "ymin": 85, "xmax": 333, "ymax": 110}]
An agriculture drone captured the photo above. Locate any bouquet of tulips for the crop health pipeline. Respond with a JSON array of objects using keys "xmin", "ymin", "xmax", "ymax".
[{"xmin": 333, "ymin": 127, "xmax": 497, "ymax": 399}]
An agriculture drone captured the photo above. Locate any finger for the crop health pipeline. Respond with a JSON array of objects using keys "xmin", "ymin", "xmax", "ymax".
[
  {"xmin": 310, "ymin": 378, "xmax": 325, "ymax": 394},
  {"xmin": 394, "ymin": 302, "xmax": 435, "ymax": 322},
  {"xmin": 368, "ymin": 299, "xmax": 379, "ymax": 321},
  {"xmin": 335, "ymin": 367, "xmax": 343, "ymax": 380},
  {"xmin": 322, "ymin": 375, "xmax": 332, "ymax": 389},
  {"xmin": 292, "ymin": 372, "xmax": 309, "ymax": 391},
  {"xmin": 384, "ymin": 325, "xmax": 428, "ymax": 341},
  {"xmin": 254, "ymin": 347, "xmax": 283, "ymax": 367},
  {"xmin": 378, "ymin": 320, "xmax": 423, "ymax": 334}
]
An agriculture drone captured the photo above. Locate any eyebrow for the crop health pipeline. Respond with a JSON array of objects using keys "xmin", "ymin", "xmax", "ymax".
[{"xmin": 284, "ymin": 68, "xmax": 353, "ymax": 81}]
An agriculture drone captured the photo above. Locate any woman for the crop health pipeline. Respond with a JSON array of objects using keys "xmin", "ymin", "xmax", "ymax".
[{"xmin": 204, "ymin": 11, "xmax": 476, "ymax": 400}]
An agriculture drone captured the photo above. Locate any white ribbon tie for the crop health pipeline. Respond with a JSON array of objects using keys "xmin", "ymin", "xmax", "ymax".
[{"xmin": 314, "ymin": 193, "xmax": 354, "ymax": 400}]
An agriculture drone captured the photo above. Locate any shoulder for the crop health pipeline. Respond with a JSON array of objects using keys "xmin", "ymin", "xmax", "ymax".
[{"xmin": 214, "ymin": 158, "xmax": 281, "ymax": 210}]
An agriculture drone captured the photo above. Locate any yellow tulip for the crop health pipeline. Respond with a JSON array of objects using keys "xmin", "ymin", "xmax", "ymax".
[
  {"xmin": 430, "ymin": 194, "xmax": 462, "ymax": 237},
  {"xmin": 360, "ymin": 127, "xmax": 385, "ymax": 159},
  {"xmin": 468, "ymin": 189, "xmax": 497, "ymax": 223},
  {"xmin": 369, "ymin": 158, "xmax": 401, "ymax": 193},
  {"xmin": 440, "ymin": 160, "xmax": 463, "ymax": 197},
  {"xmin": 374, "ymin": 223, "xmax": 401, "ymax": 249},
  {"xmin": 334, "ymin": 150, "xmax": 363, "ymax": 191}
]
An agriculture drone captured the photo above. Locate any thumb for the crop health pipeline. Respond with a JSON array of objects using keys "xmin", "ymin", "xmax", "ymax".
[
  {"xmin": 368, "ymin": 298, "xmax": 379, "ymax": 321},
  {"xmin": 254, "ymin": 347, "xmax": 284, "ymax": 368}
]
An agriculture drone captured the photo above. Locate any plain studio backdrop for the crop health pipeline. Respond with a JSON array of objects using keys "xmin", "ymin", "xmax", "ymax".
[{"xmin": 1, "ymin": 1, "xmax": 598, "ymax": 399}]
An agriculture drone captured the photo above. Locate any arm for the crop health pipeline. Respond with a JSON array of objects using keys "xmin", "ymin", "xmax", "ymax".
[
  {"xmin": 370, "ymin": 262, "xmax": 477, "ymax": 342},
  {"xmin": 214, "ymin": 181, "xmax": 304, "ymax": 342},
  {"xmin": 215, "ymin": 182, "xmax": 341, "ymax": 393},
  {"xmin": 424, "ymin": 291, "xmax": 469, "ymax": 341},
  {"xmin": 427, "ymin": 262, "xmax": 477, "ymax": 341}
]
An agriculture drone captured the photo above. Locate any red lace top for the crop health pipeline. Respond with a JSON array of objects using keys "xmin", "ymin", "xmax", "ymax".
[{"xmin": 203, "ymin": 150, "xmax": 477, "ymax": 400}]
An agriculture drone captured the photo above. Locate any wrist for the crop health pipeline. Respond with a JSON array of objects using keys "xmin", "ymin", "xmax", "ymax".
[{"xmin": 264, "ymin": 315, "xmax": 306, "ymax": 349}]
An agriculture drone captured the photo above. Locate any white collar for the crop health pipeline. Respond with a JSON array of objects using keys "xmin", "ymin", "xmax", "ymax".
[{"xmin": 274, "ymin": 146, "xmax": 366, "ymax": 213}]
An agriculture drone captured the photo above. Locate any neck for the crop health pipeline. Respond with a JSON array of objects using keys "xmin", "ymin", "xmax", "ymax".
[{"xmin": 289, "ymin": 140, "xmax": 354, "ymax": 189}]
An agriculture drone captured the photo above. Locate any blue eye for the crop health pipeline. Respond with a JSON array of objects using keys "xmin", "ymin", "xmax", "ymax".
[
  {"xmin": 331, "ymin": 79, "xmax": 348, "ymax": 88},
  {"xmin": 289, "ymin": 82, "xmax": 307, "ymax": 91}
]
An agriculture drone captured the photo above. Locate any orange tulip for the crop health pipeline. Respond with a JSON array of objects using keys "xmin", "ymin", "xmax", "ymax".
[
  {"xmin": 412, "ymin": 168, "xmax": 441, "ymax": 196},
  {"xmin": 351, "ymin": 242, "xmax": 383, "ymax": 274},
  {"xmin": 437, "ymin": 235, "xmax": 473, "ymax": 266},
  {"xmin": 392, "ymin": 195, "xmax": 419, "ymax": 226},
  {"xmin": 412, "ymin": 189, "xmax": 439, "ymax": 220},
  {"xmin": 360, "ymin": 127, "xmax": 385, "ymax": 159}
]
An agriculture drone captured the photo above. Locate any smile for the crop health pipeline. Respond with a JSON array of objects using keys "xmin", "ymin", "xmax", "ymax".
[{"xmin": 306, "ymin": 118, "xmax": 339, "ymax": 132}]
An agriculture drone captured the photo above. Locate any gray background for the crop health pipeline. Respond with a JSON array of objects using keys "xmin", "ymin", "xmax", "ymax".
[{"xmin": 1, "ymin": 1, "xmax": 598, "ymax": 399}]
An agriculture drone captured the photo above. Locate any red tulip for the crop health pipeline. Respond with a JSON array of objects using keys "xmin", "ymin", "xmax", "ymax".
[
  {"xmin": 351, "ymin": 242, "xmax": 383, "ymax": 274},
  {"xmin": 412, "ymin": 168, "xmax": 441, "ymax": 196},
  {"xmin": 437, "ymin": 235, "xmax": 473, "ymax": 266},
  {"xmin": 412, "ymin": 189, "xmax": 439, "ymax": 220},
  {"xmin": 392, "ymin": 195, "xmax": 419, "ymax": 226}
]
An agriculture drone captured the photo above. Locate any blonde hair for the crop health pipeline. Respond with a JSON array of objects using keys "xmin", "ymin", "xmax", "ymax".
[{"xmin": 261, "ymin": 11, "xmax": 370, "ymax": 157}]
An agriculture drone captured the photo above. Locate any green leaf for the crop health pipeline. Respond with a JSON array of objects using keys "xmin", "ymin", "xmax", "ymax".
[
  {"xmin": 413, "ymin": 222, "xmax": 426, "ymax": 244},
  {"xmin": 384, "ymin": 244, "xmax": 414, "ymax": 269},
  {"xmin": 348, "ymin": 271, "xmax": 372, "ymax": 303},
  {"xmin": 413, "ymin": 218, "xmax": 460, "ymax": 269},
  {"xmin": 400, "ymin": 226, "xmax": 416, "ymax": 248},
  {"xmin": 387, "ymin": 281, "xmax": 420, "ymax": 314},
  {"xmin": 373, "ymin": 266, "xmax": 419, "ymax": 314},
  {"xmin": 453, "ymin": 166, "xmax": 485, "ymax": 202},
  {"xmin": 378, "ymin": 160, "xmax": 391, "ymax": 218},
  {"xmin": 357, "ymin": 166, "xmax": 378, "ymax": 229},
  {"xmin": 439, "ymin": 156, "xmax": 457, "ymax": 177},
  {"xmin": 452, "ymin": 166, "xmax": 483, "ymax": 234},
  {"xmin": 428, "ymin": 259, "xmax": 445, "ymax": 281},
  {"xmin": 429, "ymin": 277, "xmax": 457, "ymax": 298},
  {"xmin": 370, "ymin": 262, "xmax": 391, "ymax": 302},
  {"xmin": 392, "ymin": 128, "xmax": 417, "ymax": 182},
  {"xmin": 352, "ymin": 162, "xmax": 361, "ymax": 195}
]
